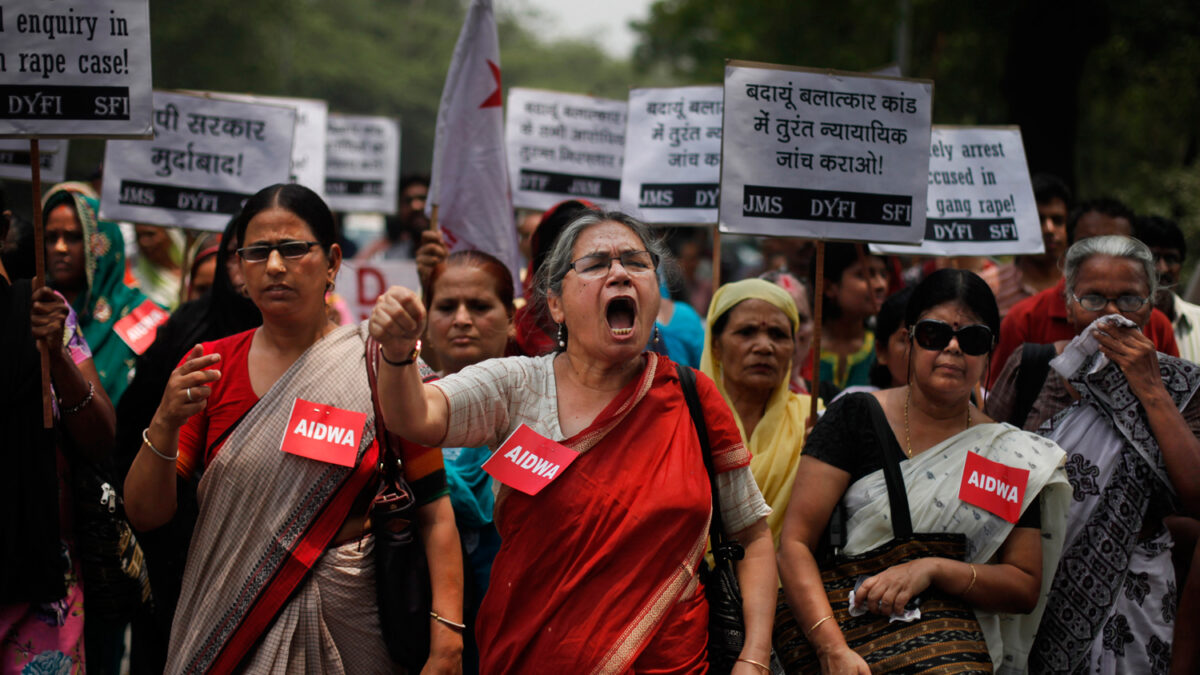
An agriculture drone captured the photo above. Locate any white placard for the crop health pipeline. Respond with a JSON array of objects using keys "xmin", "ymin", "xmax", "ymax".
[
  {"xmin": 506, "ymin": 87, "xmax": 626, "ymax": 210},
  {"xmin": 188, "ymin": 91, "xmax": 328, "ymax": 201},
  {"xmin": 873, "ymin": 127, "xmax": 1044, "ymax": 257},
  {"xmin": 619, "ymin": 85, "xmax": 723, "ymax": 225},
  {"xmin": 719, "ymin": 61, "xmax": 933, "ymax": 244},
  {"xmin": 335, "ymin": 259, "xmax": 420, "ymax": 323},
  {"xmin": 98, "ymin": 91, "xmax": 295, "ymax": 231},
  {"xmin": 0, "ymin": 0, "xmax": 153, "ymax": 138},
  {"xmin": 324, "ymin": 114, "xmax": 400, "ymax": 214},
  {"xmin": 0, "ymin": 138, "xmax": 67, "ymax": 181}
]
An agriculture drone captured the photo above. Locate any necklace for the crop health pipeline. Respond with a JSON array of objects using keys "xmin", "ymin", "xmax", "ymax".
[{"xmin": 903, "ymin": 387, "xmax": 971, "ymax": 459}]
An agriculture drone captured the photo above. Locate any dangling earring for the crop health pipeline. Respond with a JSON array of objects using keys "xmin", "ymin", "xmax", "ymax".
[
  {"xmin": 653, "ymin": 326, "xmax": 662, "ymax": 346},
  {"xmin": 557, "ymin": 323, "xmax": 566, "ymax": 349}
]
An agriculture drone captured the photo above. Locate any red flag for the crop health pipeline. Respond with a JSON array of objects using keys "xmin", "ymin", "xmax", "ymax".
[{"xmin": 428, "ymin": 0, "xmax": 520, "ymax": 291}]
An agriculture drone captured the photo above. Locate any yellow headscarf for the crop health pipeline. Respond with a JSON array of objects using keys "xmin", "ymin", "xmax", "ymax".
[{"xmin": 700, "ymin": 279, "xmax": 811, "ymax": 546}]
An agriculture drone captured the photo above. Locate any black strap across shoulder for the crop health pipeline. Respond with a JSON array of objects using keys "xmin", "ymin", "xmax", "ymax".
[
  {"xmin": 677, "ymin": 365, "xmax": 742, "ymax": 561},
  {"xmin": 860, "ymin": 394, "xmax": 914, "ymax": 539}
]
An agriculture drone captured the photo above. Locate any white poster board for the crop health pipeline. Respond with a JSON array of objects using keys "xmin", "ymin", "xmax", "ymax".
[
  {"xmin": 872, "ymin": 126, "xmax": 1044, "ymax": 257},
  {"xmin": 324, "ymin": 114, "xmax": 400, "ymax": 214},
  {"xmin": 335, "ymin": 259, "xmax": 420, "ymax": 323},
  {"xmin": 188, "ymin": 91, "xmax": 328, "ymax": 201},
  {"xmin": 719, "ymin": 61, "xmax": 933, "ymax": 244},
  {"xmin": 619, "ymin": 85, "xmax": 722, "ymax": 225},
  {"xmin": 98, "ymin": 91, "xmax": 295, "ymax": 231},
  {"xmin": 0, "ymin": 138, "xmax": 67, "ymax": 181},
  {"xmin": 0, "ymin": 0, "xmax": 153, "ymax": 138},
  {"xmin": 506, "ymin": 87, "xmax": 626, "ymax": 210}
]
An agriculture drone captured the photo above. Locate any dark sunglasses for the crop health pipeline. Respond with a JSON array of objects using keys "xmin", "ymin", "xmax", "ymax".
[
  {"xmin": 910, "ymin": 319, "xmax": 993, "ymax": 356},
  {"xmin": 237, "ymin": 240, "xmax": 319, "ymax": 263}
]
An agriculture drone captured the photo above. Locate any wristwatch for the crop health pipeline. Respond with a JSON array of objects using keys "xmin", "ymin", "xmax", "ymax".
[{"xmin": 380, "ymin": 340, "xmax": 421, "ymax": 366}]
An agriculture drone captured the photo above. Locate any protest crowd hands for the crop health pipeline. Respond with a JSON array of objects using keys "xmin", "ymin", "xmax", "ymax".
[
  {"xmin": 155, "ymin": 343, "xmax": 221, "ymax": 430},
  {"xmin": 1093, "ymin": 322, "xmax": 1163, "ymax": 401},
  {"xmin": 416, "ymin": 229, "xmax": 449, "ymax": 286},
  {"xmin": 370, "ymin": 285, "xmax": 427, "ymax": 359},
  {"xmin": 29, "ymin": 285, "xmax": 70, "ymax": 356}
]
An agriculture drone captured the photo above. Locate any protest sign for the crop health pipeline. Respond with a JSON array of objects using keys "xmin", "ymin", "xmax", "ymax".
[
  {"xmin": 506, "ymin": 87, "xmax": 626, "ymax": 211},
  {"xmin": 0, "ymin": 0, "xmax": 153, "ymax": 138},
  {"xmin": 620, "ymin": 85, "xmax": 723, "ymax": 224},
  {"xmin": 98, "ymin": 90, "xmax": 295, "ymax": 231},
  {"xmin": 0, "ymin": 138, "xmax": 66, "ymax": 181},
  {"xmin": 335, "ymin": 259, "xmax": 421, "ymax": 323},
  {"xmin": 720, "ymin": 61, "xmax": 933, "ymax": 244},
  {"xmin": 872, "ymin": 126, "xmax": 1044, "ymax": 257},
  {"xmin": 324, "ymin": 114, "xmax": 400, "ymax": 214},
  {"xmin": 188, "ymin": 91, "xmax": 328, "ymax": 200}
]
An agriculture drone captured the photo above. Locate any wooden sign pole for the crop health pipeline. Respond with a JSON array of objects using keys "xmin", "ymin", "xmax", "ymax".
[
  {"xmin": 711, "ymin": 227, "xmax": 722, "ymax": 288},
  {"xmin": 30, "ymin": 139, "xmax": 53, "ymax": 428},
  {"xmin": 807, "ymin": 241, "xmax": 826, "ymax": 431}
]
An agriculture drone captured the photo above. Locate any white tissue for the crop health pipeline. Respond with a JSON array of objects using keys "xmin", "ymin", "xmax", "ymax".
[{"xmin": 1049, "ymin": 314, "xmax": 1138, "ymax": 378}]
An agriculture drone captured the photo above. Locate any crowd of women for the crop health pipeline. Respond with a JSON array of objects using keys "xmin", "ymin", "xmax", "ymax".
[{"xmin": 3, "ymin": 174, "xmax": 1199, "ymax": 675}]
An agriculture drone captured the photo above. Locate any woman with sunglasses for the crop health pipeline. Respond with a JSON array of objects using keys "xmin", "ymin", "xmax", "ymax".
[
  {"xmin": 124, "ymin": 184, "xmax": 463, "ymax": 673},
  {"xmin": 777, "ymin": 268, "xmax": 1070, "ymax": 674},
  {"xmin": 986, "ymin": 235, "xmax": 1200, "ymax": 674}
]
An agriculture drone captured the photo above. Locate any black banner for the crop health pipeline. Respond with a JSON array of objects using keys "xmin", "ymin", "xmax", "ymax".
[
  {"xmin": 741, "ymin": 184, "xmax": 912, "ymax": 226},
  {"xmin": 325, "ymin": 179, "xmax": 384, "ymax": 196},
  {"xmin": 0, "ymin": 151, "xmax": 52, "ymax": 168},
  {"xmin": 518, "ymin": 169, "xmax": 620, "ymax": 200},
  {"xmin": 638, "ymin": 182, "xmax": 720, "ymax": 209},
  {"xmin": 117, "ymin": 180, "xmax": 250, "ymax": 215},
  {"xmin": 925, "ymin": 218, "xmax": 1019, "ymax": 242},
  {"xmin": 1, "ymin": 85, "xmax": 131, "ymax": 120}
]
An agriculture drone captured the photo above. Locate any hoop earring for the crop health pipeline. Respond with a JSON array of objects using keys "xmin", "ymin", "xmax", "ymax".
[{"xmin": 557, "ymin": 323, "xmax": 566, "ymax": 349}]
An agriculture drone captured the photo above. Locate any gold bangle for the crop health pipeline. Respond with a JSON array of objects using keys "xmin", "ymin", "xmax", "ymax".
[
  {"xmin": 962, "ymin": 563, "xmax": 978, "ymax": 596},
  {"xmin": 807, "ymin": 613, "xmax": 835, "ymax": 636},
  {"xmin": 429, "ymin": 610, "xmax": 465, "ymax": 632},
  {"xmin": 736, "ymin": 657, "xmax": 771, "ymax": 674}
]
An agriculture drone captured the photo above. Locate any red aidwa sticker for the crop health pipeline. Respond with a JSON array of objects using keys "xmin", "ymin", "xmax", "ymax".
[
  {"xmin": 279, "ymin": 398, "xmax": 367, "ymax": 467},
  {"xmin": 483, "ymin": 424, "xmax": 579, "ymax": 495},
  {"xmin": 958, "ymin": 450, "xmax": 1030, "ymax": 523},
  {"xmin": 113, "ymin": 300, "xmax": 170, "ymax": 355}
]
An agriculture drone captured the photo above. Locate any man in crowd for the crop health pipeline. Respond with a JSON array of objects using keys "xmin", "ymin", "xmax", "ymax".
[
  {"xmin": 357, "ymin": 174, "xmax": 430, "ymax": 260},
  {"xmin": 989, "ymin": 197, "xmax": 1180, "ymax": 386},
  {"xmin": 1137, "ymin": 215, "xmax": 1200, "ymax": 363},
  {"xmin": 982, "ymin": 174, "xmax": 1070, "ymax": 316}
]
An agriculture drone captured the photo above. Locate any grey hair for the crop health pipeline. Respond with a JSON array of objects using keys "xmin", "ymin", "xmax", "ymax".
[
  {"xmin": 534, "ymin": 209, "xmax": 676, "ymax": 305},
  {"xmin": 1063, "ymin": 234, "xmax": 1158, "ymax": 300}
]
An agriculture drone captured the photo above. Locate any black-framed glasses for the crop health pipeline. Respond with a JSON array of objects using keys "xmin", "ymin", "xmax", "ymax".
[
  {"xmin": 1072, "ymin": 293, "xmax": 1150, "ymax": 313},
  {"xmin": 910, "ymin": 319, "xmax": 994, "ymax": 356},
  {"xmin": 237, "ymin": 240, "xmax": 319, "ymax": 263},
  {"xmin": 566, "ymin": 250, "xmax": 659, "ymax": 278}
]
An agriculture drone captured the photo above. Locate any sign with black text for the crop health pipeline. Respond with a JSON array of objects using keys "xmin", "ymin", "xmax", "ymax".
[
  {"xmin": 335, "ymin": 259, "xmax": 421, "ymax": 323},
  {"xmin": 98, "ymin": 91, "xmax": 295, "ymax": 231},
  {"xmin": 872, "ymin": 126, "xmax": 1043, "ymax": 257},
  {"xmin": 0, "ymin": 0, "xmax": 153, "ymax": 138},
  {"xmin": 0, "ymin": 138, "xmax": 66, "ymax": 181},
  {"xmin": 620, "ymin": 85, "xmax": 722, "ymax": 224},
  {"xmin": 720, "ymin": 61, "xmax": 932, "ymax": 243},
  {"xmin": 506, "ymin": 87, "xmax": 626, "ymax": 210},
  {"xmin": 324, "ymin": 114, "xmax": 399, "ymax": 214}
]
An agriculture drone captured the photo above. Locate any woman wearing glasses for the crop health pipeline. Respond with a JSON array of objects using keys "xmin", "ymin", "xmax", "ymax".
[
  {"xmin": 985, "ymin": 235, "xmax": 1200, "ymax": 674},
  {"xmin": 370, "ymin": 210, "xmax": 777, "ymax": 673},
  {"xmin": 777, "ymin": 268, "xmax": 1070, "ymax": 674},
  {"xmin": 124, "ymin": 184, "xmax": 463, "ymax": 673}
]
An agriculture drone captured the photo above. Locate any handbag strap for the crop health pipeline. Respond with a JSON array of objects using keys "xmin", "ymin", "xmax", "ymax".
[
  {"xmin": 365, "ymin": 336, "xmax": 405, "ymax": 489},
  {"xmin": 677, "ymin": 365, "xmax": 743, "ymax": 562},
  {"xmin": 1012, "ymin": 342, "xmax": 1057, "ymax": 427},
  {"xmin": 861, "ymin": 394, "xmax": 914, "ymax": 539}
]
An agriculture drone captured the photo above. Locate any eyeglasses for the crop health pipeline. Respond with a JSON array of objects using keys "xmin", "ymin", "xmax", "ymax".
[
  {"xmin": 1072, "ymin": 293, "xmax": 1150, "ymax": 312},
  {"xmin": 910, "ymin": 319, "xmax": 994, "ymax": 356},
  {"xmin": 237, "ymin": 240, "xmax": 319, "ymax": 263},
  {"xmin": 566, "ymin": 250, "xmax": 659, "ymax": 279}
]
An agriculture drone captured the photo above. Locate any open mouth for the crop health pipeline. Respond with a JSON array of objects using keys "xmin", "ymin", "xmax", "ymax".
[{"xmin": 606, "ymin": 296, "xmax": 637, "ymax": 337}]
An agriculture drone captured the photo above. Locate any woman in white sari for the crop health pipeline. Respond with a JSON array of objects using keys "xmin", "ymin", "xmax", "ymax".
[
  {"xmin": 987, "ymin": 235, "xmax": 1200, "ymax": 674},
  {"xmin": 778, "ymin": 268, "xmax": 1070, "ymax": 674}
]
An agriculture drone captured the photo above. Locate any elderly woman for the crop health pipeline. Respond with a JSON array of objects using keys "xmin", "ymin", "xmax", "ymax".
[
  {"xmin": 985, "ymin": 236, "xmax": 1200, "ymax": 673},
  {"xmin": 371, "ymin": 210, "xmax": 777, "ymax": 673},
  {"xmin": 701, "ymin": 279, "xmax": 811, "ymax": 548},
  {"xmin": 778, "ymin": 269, "xmax": 1070, "ymax": 674},
  {"xmin": 124, "ymin": 184, "xmax": 463, "ymax": 673}
]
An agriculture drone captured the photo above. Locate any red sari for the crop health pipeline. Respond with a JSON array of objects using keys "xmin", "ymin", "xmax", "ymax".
[{"xmin": 476, "ymin": 354, "xmax": 750, "ymax": 673}]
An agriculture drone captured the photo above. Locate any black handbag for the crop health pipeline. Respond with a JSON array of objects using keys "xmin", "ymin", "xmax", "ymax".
[
  {"xmin": 365, "ymin": 338, "xmax": 433, "ymax": 669},
  {"xmin": 773, "ymin": 395, "xmax": 992, "ymax": 674}
]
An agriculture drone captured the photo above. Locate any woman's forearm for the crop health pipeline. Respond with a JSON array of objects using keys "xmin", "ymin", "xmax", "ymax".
[
  {"xmin": 417, "ymin": 496, "xmax": 465, "ymax": 667},
  {"xmin": 377, "ymin": 358, "xmax": 449, "ymax": 447},
  {"xmin": 52, "ymin": 355, "xmax": 115, "ymax": 462},
  {"xmin": 1140, "ymin": 388, "xmax": 1200, "ymax": 514},
  {"xmin": 123, "ymin": 416, "xmax": 180, "ymax": 531},
  {"xmin": 777, "ymin": 540, "xmax": 847, "ymax": 656},
  {"xmin": 733, "ymin": 519, "xmax": 777, "ymax": 661}
]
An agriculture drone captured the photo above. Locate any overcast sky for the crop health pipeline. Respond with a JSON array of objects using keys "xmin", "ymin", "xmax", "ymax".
[{"xmin": 513, "ymin": 0, "xmax": 654, "ymax": 59}]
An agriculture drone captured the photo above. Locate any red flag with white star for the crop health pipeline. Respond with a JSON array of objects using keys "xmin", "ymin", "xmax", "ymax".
[{"xmin": 428, "ymin": 0, "xmax": 520, "ymax": 292}]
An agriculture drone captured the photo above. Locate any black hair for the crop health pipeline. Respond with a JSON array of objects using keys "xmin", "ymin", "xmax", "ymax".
[
  {"xmin": 811, "ymin": 241, "xmax": 882, "ymax": 320},
  {"xmin": 904, "ymin": 269, "xmax": 1000, "ymax": 349},
  {"xmin": 1031, "ymin": 173, "xmax": 1072, "ymax": 208},
  {"xmin": 1135, "ymin": 215, "xmax": 1186, "ymax": 261},
  {"xmin": 1067, "ymin": 197, "xmax": 1135, "ymax": 244},
  {"xmin": 233, "ymin": 184, "xmax": 337, "ymax": 255},
  {"xmin": 868, "ymin": 286, "xmax": 914, "ymax": 388},
  {"xmin": 399, "ymin": 174, "xmax": 430, "ymax": 194}
]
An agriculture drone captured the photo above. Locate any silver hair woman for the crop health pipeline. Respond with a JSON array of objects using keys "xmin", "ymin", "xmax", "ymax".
[
  {"xmin": 368, "ymin": 209, "xmax": 778, "ymax": 673},
  {"xmin": 986, "ymin": 235, "xmax": 1200, "ymax": 673}
]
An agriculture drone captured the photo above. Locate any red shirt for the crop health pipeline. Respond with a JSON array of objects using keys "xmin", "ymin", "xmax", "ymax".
[
  {"xmin": 177, "ymin": 329, "xmax": 259, "ymax": 480},
  {"xmin": 989, "ymin": 278, "xmax": 1179, "ymax": 388}
]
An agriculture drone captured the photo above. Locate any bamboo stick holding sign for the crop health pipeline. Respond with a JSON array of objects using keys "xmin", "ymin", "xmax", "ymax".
[
  {"xmin": 29, "ymin": 140, "xmax": 52, "ymax": 427},
  {"xmin": 808, "ymin": 241, "xmax": 825, "ymax": 431}
]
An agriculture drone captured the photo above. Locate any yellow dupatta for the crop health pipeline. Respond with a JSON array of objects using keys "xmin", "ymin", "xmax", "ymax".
[{"xmin": 700, "ymin": 279, "xmax": 811, "ymax": 545}]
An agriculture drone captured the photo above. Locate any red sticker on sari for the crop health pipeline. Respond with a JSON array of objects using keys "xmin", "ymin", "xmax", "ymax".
[
  {"xmin": 958, "ymin": 451, "xmax": 1030, "ymax": 523},
  {"xmin": 484, "ymin": 424, "xmax": 579, "ymax": 496},
  {"xmin": 112, "ymin": 300, "xmax": 170, "ymax": 355},
  {"xmin": 279, "ymin": 398, "xmax": 367, "ymax": 467}
]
